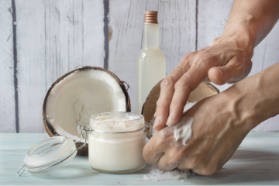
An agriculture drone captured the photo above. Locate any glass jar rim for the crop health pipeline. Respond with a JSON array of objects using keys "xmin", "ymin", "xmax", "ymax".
[
  {"xmin": 90, "ymin": 125, "xmax": 146, "ymax": 134},
  {"xmin": 91, "ymin": 111, "xmax": 144, "ymax": 121},
  {"xmin": 89, "ymin": 112, "xmax": 145, "ymax": 133}
]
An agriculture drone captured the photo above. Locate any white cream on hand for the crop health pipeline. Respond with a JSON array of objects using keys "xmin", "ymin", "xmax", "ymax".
[
  {"xmin": 172, "ymin": 117, "xmax": 194, "ymax": 146},
  {"xmin": 152, "ymin": 101, "xmax": 196, "ymax": 146},
  {"xmin": 171, "ymin": 101, "xmax": 196, "ymax": 146}
]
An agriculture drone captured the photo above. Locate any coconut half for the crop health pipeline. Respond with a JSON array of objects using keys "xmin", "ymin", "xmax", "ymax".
[
  {"xmin": 43, "ymin": 66, "xmax": 130, "ymax": 155},
  {"xmin": 142, "ymin": 82, "xmax": 219, "ymax": 123}
]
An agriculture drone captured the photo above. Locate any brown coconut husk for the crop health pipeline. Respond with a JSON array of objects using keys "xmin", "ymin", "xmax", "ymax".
[
  {"xmin": 42, "ymin": 66, "xmax": 131, "ymax": 156},
  {"xmin": 142, "ymin": 82, "xmax": 219, "ymax": 124}
]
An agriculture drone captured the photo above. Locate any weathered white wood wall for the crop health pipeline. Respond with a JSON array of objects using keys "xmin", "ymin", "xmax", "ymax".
[
  {"xmin": 0, "ymin": 0, "xmax": 278, "ymax": 133},
  {"xmin": 0, "ymin": 0, "xmax": 16, "ymax": 133},
  {"xmin": 1, "ymin": 0, "xmax": 104, "ymax": 133},
  {"xmin": 15, "ymin": 0, "xmax": 104, "ymax": 133}
]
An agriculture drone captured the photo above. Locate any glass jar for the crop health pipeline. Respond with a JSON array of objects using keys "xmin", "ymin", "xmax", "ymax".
[
  {"xmin": 88, "ymin": 112, "xmax": 147, "ymax": 173},
  {"xmin": 17, "ymin": 112, "xmax": 151, "ymax": 176}
]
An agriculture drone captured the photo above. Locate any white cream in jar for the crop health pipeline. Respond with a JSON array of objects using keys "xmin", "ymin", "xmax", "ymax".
[{"xmin": 88, "ymin": 112, "xmax": 146, "ymax": 173}]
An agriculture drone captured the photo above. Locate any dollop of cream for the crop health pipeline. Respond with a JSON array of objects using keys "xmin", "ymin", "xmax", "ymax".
[
  {"xmin": 172, "ymin": 117, "xmax": 193, "ymax": 145},
  {"xmin": 151, "ymin": 102, "xmax": 196, "ymax": 146}
]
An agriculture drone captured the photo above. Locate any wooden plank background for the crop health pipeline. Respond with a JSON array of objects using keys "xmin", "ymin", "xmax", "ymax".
[
  {"xmin": 0, "ymin": 0, "xmax": 16, "ymax": 133},
  {"xmin": 0, "ymin": 0, "xmax": 278, "ymax": 133}
]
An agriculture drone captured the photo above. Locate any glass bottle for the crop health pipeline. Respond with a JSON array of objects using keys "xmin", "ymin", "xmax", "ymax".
[{"xmin": 137, "ymin": 11, "xmax": 166, "ymax": 114}]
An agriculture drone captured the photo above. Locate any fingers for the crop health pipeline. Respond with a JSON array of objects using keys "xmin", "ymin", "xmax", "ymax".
[
  {"xmin": 155, "ymin": 143, "xmax": 185, "ymax": 171},
  {"xmin": 155, "ymin": 47, "xmax": 252, "ymax": 129},
  {"xmin": 208, "ymin": 53, "xmax": 252, "ymax": 85},
  {"xmin": 153, "ymin": 67, "xmax": 186, "ymax": 130},
  {"xmin": 154, "ymin": 53, "xmax": 195, "ymax": 130},
  {"xmin": 166, "ymin": 66, "xmax": 205, "ymax": 127},
  {"xmin": 157, "ymin": 152, "xmax": 180, "ymax": 171},
  {"xmin": 143, "ymin": 134, "xmax": 166, "ymax": 164}
]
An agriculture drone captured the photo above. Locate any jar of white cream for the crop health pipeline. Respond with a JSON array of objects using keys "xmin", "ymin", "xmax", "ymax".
[
  {"xmin": 17, "ymin": 112, "xmax": 150, "ymax": 176},
  {"xmin": 88, "ymin": 112, "xmax": 147, "ymax": 173}
]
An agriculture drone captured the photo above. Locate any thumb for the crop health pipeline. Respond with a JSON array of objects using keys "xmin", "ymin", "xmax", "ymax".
[{"xmin": 208, "ymin": 56, "xmax": 252, "ymax": 85}]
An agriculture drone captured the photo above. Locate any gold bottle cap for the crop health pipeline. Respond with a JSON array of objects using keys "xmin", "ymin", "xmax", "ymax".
[{"xmin": 144, "ymin": 11, "xmax": 158, "ymax": 23}]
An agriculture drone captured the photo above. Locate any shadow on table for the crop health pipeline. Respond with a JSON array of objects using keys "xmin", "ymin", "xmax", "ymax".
[
  {"xmin": 26, "ymin": 156, "xmax": 99, "ymax": 180},
  {"xmin": 230, "ymin": 149, "xmax": 279, "ymax": 161},
  {"xmin": 26, "ymin": 156, "xmax": 150, "ymax": 180},
  {"xmin": 190, "ymin": 149, "xmax": 279, "ymax": 185}
]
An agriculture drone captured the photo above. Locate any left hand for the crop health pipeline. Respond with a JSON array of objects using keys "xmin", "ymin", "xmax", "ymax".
[
  {"xmin": 153, "ymin": 39, "xmax": 252, "ymax": 130},
  {"xmin": 143, "ymin": 91, "xmax": 252, "ymax": 175}
]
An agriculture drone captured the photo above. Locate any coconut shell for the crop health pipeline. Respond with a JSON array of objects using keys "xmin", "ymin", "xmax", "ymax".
[
  {"xmin": 42, "ymin": 66, "xmax": 131, "ymax": 156},
  {"xmin": 142, "ymin": 82, "xmax": 219, "ymax": 123}
]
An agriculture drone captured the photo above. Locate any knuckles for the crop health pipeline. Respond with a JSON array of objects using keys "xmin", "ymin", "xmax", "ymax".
[
  {"xmin": 192, "ymin": 159, "xmax": 219, "ymax": 176},
  {"xmin": 153, "ymin": 133, "xmax": 167, "ymax": 149},
  {"xmin": 174, "ymin": 75, "xmax": 191, "ymax": 91},
  {"xmin": 173, "ymin": 66, "xmax": 186, "ymax": 74},
  {"xmin": 160, "ymin": 76, "xmax": 175, "ymax": 90},
  {"xmin": 182, "ymin": 52, "xmax": 194, "ymax": 61},
  {"xmin": 212, "ymin": 37, "xmax": 221, "ymax": 45},
  {"xmin": 142, "ymin": 145, "xmax": 153, "ymax": 163},
  {"xmin": 183, "ymin": 156, "xmax": 203, "ymax": 170},
  {"xmin": 194, "ymin": 167, "xmax": 217, "ymax": 176},
  {"xmin": 192, "ymin": 50, "xmax": 212, "ymax": 65},
  {"xmin": 194, "ymin": 52, "xmax": 208, "ymax": 64},
  {"xmin": 167, "ymin": 150, "xmax": 183, "ymax": 165}
]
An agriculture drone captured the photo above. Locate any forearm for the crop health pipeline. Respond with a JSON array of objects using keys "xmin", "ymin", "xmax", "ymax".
[
  {"xmin": 225, "ymin": 62, "xmax": 279, "ymax": 131},
  {"xmin": 214, "ymin": 0, "xmax": 279, "ymax": 58}
]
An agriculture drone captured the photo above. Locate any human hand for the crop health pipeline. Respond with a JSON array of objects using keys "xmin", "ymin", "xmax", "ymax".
[
  {"xmin": 144, "ymin": 91, "xmax": 252, "ymax": 175},
  {"xmin": 154, "ymin": 38, "xmax": 252, "ymax": 130}
]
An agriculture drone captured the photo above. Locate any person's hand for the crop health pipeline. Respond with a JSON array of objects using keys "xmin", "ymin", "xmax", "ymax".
[
  {"xmin": 144, "ymin": 91, "xmax": 252, "ymax": 175},
  {"xmin": 154, "ymin": 38, "xmax": 252, "ymax": 130}
]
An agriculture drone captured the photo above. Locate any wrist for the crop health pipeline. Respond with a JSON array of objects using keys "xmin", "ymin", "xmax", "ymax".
[
  {"xmin": 223, "ymin": 64, "xmax": 279, "ymax": 131},
  {"xmin": 212, "ymin": 30, "xmax": 255, "ymax": 59}
]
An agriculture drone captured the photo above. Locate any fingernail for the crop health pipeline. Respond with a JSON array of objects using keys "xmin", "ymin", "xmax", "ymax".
[
  {"xmin": 166, "ymin": 114, "xmax": 174, "ymax": 127},
  {"xmin": 153, "ymin": 117, "xmax": 161, "ymax": 127}
]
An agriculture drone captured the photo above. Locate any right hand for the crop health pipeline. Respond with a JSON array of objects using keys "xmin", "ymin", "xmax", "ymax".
[
  {"xmin": 153, "ymin": 38, "xmax": 252, "ymax": 130},
  {"xmin": 144, "ymin": 90, "xmax": 251, "ymax": 175}
]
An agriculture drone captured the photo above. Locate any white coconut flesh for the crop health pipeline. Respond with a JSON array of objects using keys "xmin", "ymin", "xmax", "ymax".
[{"xmin": 45, "ymin": 70, "xmax": 127, "ymax": 141}]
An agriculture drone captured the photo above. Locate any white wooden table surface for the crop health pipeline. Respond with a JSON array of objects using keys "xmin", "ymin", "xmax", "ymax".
[{"xmin": 1, "ymin": 133, "xmax": 279, "ymax": 185}]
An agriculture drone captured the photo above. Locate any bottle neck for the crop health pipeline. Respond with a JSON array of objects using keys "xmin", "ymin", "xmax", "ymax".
[{"xmin": 143, "ymin": 23, "xmax": 159, "ymax": 49}]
